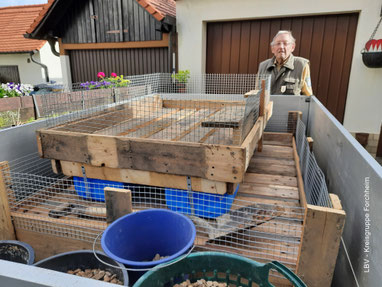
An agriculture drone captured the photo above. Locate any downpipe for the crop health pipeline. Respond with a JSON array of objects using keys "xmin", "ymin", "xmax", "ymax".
[{"xmin": 29, "ymin": 50, "xmax": 49, "ymax": 82}]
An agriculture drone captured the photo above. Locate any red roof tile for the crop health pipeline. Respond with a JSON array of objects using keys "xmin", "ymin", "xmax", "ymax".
[
  {"xmin": 137, "ymin": 0, "xmax": 176, "ymax": 21},
  {"xmin": 0, "ymin": 4, "xmax": 47, "ymax": 53}
]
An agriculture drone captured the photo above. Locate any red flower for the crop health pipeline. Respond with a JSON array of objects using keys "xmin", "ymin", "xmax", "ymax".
[
  {"xmin": 97, "ymin": 72, "xmax": 106, "ymax": 78},
  {"xmin": 111, "ymin": 72, "xmax": 117, "ymax": 78}
]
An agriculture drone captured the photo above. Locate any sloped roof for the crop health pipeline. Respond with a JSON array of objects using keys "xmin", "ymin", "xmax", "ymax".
[
  {"xmin": 137, "ymin": 0, "xmax": 176, "ymax": 21},
  {"xmin": 27, "ymin": 0, "xmax": 176, "ymax": 36},
  {"xmin": 0, "ymin": 4, "xmax": 46, "ymax": 53}
]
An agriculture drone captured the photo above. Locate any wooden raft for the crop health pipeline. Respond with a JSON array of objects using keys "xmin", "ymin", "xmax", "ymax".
[{"xmin": 37, "ymin": 89, "xmax": 272, "ymax": 186}]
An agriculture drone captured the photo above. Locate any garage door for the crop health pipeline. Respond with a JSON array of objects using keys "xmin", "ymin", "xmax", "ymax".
[{"xmin": 206, "ymin": 13, "xmax": 359, "ymax": 122}]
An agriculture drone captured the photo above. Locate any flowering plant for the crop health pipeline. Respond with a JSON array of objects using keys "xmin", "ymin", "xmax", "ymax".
[
  {"xmin": 80, "ymin": 72, "xmax": 130, "ymax": 90},
  {"xmin": 0, "ymin": 83, "xmax": 33, "ymax": 98}
]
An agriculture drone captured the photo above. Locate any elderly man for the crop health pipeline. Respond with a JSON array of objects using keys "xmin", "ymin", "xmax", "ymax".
[{"xmin": 258, "ymin": 31, "xmax": 312, "ymax": 96}]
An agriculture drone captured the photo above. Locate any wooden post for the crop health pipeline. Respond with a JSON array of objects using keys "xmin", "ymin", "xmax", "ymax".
[
  {"xmin": 307, "ymin": 137, "xmax": 314, "ymax": 151},
  {"xmin": 0, "ymin": 161, "xmax": 16, "ymax": 240},
  {"xmin": 104, "ymin": 187, "xmax": 133, "ymax": 224},
  {"xmin": 257, "ymin": 80, "xmax": 266, "ymax": 152},
  {"xmin": 287, "ymin": 111, "xmax": 302, "ymax": 136},
  {"xmin": 296, "ymin": 193, "xmax": 346, "ymax": 287},
  {"xmin": 376, "ymin": 123, "xmax": 382, "ymax": 157}
]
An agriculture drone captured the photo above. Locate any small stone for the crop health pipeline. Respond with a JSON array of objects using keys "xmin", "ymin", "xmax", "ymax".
[
  {"xmin": 93, "ymin": 270, "xmax": 105, "ymax": 280},
  {"xmin": 103, "ymin": 274, "xmax": 111, "ymax": 282}
]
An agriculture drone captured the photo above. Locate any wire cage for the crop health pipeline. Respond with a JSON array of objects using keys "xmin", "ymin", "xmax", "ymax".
[
  {"xmin": 39, "ymin": 73, "xmax": 270, "ymax": 146},
  {"xmin": 2, "ymin": 151, "xmax": 304, "ymax": 283}
]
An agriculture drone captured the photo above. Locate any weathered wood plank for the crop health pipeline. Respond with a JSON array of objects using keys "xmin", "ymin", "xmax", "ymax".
[
  {"xmin": 255, "ymin": 144, "xmax": 294, "ymax": 159},
  {"xmin": 247, "ymin": 163, "xmax": 297, "ymax": 177},
  {"xmin": 292, "ymin": 138, "xmax": 307, "ymax": 208},
  {"xmin": 59, "ymin": 160, "xmax": 229, "ymax": 194},
  {"xmin": 104, "ymin": 187, "xmax": 132, "ymax": 223},
  {"xmin": 249, "ymin": 156, "xmax": 296, "ymax": 167},
  {"xmin": 162, "ymin": 99, "xmax": 245, "ymax": 109},
  {"xmin": 38, "ymin": 130, "xmax": 246, "ymax": 182},
  {"xmin": 238, "ymin": 183, "xmax": 299, "ymax": 200},
  {"xmin": 0, "ymin": 162, "xmax": 16, "ymax": 240},
  {"xmin": 296, "ymin": 204, "xmax": 346, "ymax": 287},
  {"xmin": 243, "ymin": 173, "xmax": 298, "ymax": 187}
]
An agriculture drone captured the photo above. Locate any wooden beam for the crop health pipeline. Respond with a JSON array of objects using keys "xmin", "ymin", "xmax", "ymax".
[
  {"xmin": 242, "ymin": 101, "xmax": 273, "ymax": 170},
  {"xmin": 162, "ymin": 99, "xmax": 244, "ymax": 109},
  {"xmin": 377, "ymin": 123, "xmax": 382, "ymax": 157},
  {"xmin": 37, "ymin": 133, "xmax": 247, "ymax": 184},
  {"xmin": 0, "ymin": 162, "xmax": 16, "ymax": 240},
  {"xmin": 58, "ymin": 160, "xmax": 229, "ymax": 194},
  {"xmin": 292, "ymin": 138, "xmax": 307, "ymax": 208},
  {"xmin": 287, "ymin": 111, "xmax": 302, "ymax": 135},
  {"xmin": 104, "ymin": 187, "xmax": 132, "ymax": 224},
  {"xmin": 59, "ymin": 33, "xmax": 169, "ymax": 55},
  {"xmin": 307, "ymin": 137, "xmax": 314, "ymax": 151},
  {"xmin": 296, "ymin": 203, "xmax": 346, "ymax": 287}
]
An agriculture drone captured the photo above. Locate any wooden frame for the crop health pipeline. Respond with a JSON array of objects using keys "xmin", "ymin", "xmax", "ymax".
[
  {"xmin": 59, "ymin": 33, "xmax": 169, "ymax": 56},
  {"xmin": 37, "ymin": 96, "xmax": 273, "ymax": 184}
]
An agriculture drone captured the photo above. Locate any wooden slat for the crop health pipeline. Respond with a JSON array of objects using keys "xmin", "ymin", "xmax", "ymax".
[
  {"xmin": 249, "ymin": 156, "xmax": 296, "ymax": 167},
  {"xmin": 292, "ymin": 138, "xmax": 307, "ymax": 208},
  {"xmin": 104, "ymin": 187, "xmax": 132, "ymax": 223},
  {"xmin": 254, "ymin": 144, "xmax": 294, "ymax": 160},
  {"xmin": 162, "ymin": 99, "xmax": 245, "ymax": 109},
  {"xmin": 238, "ymin": 183, "xmax": 299, "ymax": 200},
  {"xmin": 243, "ymin": 173, "xmax": 297, "ymax": 187},
  {"xmin": 0, "ymin": 162, "xmax": 16, "ymax": 240},
  {"xmin": 242, "ymin": 101, "xmax": 273, "ymax": 170},
  {"xmin": 247, "ymin": 163, "xmax": 297, "ymax": 177},
  {"xmin": 58, "ymin": 160, "xmax": 229, "ymax": 194}
]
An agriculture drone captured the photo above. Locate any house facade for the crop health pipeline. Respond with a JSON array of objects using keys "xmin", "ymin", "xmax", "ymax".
[
  {"xmin": 26, "ymin": 0, "xmax": 176, "ymax": 87},
  {"xmin": 0, "ymin": 5, "xmax": 62, "ymax": 85},
  {"xmin": 175, "ymin": 0, "xmax": 382, "ymax": 137}
]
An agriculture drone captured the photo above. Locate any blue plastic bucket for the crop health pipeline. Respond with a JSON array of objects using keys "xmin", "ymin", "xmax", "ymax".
[
  {"xmin": 73, "ymin": 176, "xmax": 124, "ymax": 201},
  {"xmin": 101, "ymin": 209, "xmax": 196, "ymax": 283}
]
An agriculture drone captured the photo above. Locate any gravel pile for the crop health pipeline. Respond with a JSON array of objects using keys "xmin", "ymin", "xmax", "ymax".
[
  {"xmin": 174, "ymin": 279, "xmax": 227, "ymax": 287},
  {"xmin": 67, "ymin": 268, "xmax": 123, "ymax": 285}
]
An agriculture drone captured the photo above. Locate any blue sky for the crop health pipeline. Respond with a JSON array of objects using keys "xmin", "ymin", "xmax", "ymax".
[{"xmin": 0, "ymin": 0, "xmax": 48, "ymax": 7}]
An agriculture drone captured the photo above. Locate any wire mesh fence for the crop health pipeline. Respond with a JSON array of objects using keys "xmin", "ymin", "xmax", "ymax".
[
  {"xmin": 2, "ymin": 153, "xmax": 304, "ymax": 276},
  {"xmin": 295, "ymin": 118, "xmax": 332, "ymax": 207},
  {"xmin": 37, "ymin": 73, "xmax": 270, "ymax": 146}
]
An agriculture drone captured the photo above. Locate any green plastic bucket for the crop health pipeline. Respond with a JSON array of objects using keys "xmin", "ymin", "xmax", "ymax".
[{"xmin": 133, "ymin": 251, "xmax": 306, "ymax": 287}]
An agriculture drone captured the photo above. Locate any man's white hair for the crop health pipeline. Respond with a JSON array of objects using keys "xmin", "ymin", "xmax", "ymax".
[{"xmin": 271, "ymin": 31, "xmax": 296, "ymax": 46}]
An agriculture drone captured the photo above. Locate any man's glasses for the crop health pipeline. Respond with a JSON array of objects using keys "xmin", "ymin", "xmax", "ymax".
[{"xmin": 272, "ymin": 42, "xmax": 292, "ymax": 47}]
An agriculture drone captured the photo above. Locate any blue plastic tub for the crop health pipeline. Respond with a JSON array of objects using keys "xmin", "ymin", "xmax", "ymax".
[
  {"xmin": 73, "ymin": 176, "xmax": 124, "ymax": 201},
  {"xmin": 165, "ymin": 185, "xmax": 239, "ymax": 218},
  {"xmin": 101, "ymin": 209, "xmax": 196, "ymax": 284}
]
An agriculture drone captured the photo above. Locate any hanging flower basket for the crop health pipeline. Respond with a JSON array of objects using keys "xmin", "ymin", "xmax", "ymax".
[{"xmin": 362, "ymin": 39, "xmax": 382, "ymax": 68}]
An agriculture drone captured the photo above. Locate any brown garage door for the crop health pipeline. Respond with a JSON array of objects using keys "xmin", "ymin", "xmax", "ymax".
[
  {"xmin": 70, "ymin": 47, "xmax": 170, "ymax": 83},
  {"xmin": 206, "ymin": 13, "xmax": 359, "ymax": 122}
]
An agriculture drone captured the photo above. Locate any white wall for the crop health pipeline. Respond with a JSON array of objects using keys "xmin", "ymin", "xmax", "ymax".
[
  {"xmin": 39, "ymin": 42, "xmax": 62, "ymax": 83},
  {"xmin": 0, "ymin": 42, "xmax": 63, "ymax": 85},
  {"xmin": 176, "ymin": 0, "xmax": 382, "ymax": 133},
  {"xmin": 0, "ymin": 53, "xmax": 44, "ymax": 85}
]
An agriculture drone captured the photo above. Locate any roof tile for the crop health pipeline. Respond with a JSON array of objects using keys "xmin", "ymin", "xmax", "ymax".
[{"xmin": 0, "ymin": 4, "xmax": 46, "ymax": 53}]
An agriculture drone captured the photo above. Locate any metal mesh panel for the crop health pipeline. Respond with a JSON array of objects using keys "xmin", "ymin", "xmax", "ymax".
[
  {"xmin": 2, "ymin": 155, "xmax": 304, "ymax": 274},
  {"xmin": 295, "ymin": 119, "xmax": 332, "ymax": 207},
  {"xmin": 38, "ymin": 74, "xmax": 270, "ymax": 146}
]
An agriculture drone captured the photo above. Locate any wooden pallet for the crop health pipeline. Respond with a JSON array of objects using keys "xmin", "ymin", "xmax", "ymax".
[{"xmin": 37, "ymin": 91, "xmax": 273, "ymax": 184}]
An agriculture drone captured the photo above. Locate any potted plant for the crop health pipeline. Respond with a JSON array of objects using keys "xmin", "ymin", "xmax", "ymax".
[
  {"xmin": 362, "ymin": 39, "xmax": 382, "ymax": 68},
  {"xmin": 361, "ymin": 17, "xmax": 382, "ymax": 68},
  {"xmin": 171, "ymin": 70, "xmax": 190, "ymax": 93}
]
